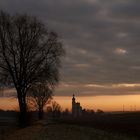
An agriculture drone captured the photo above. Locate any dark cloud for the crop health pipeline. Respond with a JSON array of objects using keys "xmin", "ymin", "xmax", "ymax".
[{"xmin": 0, "ymin": 0, "xmax": 140, "ymax": 96}]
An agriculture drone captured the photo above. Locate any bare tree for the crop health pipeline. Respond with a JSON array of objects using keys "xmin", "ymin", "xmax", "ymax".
[
  {"xmin": 0, "ymin": 11, "xmax": 65, "ymax": 127},
  {"xmin": 27, "ymin": 83, "xmax": 53, "ymax": 120},
  {"xmin": 51, "ymin": 101, "xmax": 62, "ymax": 118}
]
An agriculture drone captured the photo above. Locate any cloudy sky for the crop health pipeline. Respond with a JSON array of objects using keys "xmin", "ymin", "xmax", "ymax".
[{"xmin": 1, "ymin": 0, "xmax": 140, "ymax": 96}]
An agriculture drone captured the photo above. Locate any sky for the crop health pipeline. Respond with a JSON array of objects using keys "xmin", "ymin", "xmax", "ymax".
[
  {"xmin": 0, "ymin": 95, "xmax": 140, "ymax": 111},
  {"xmin": 0, "ymin": 0, "xmax": 140, "ymax": 97}
]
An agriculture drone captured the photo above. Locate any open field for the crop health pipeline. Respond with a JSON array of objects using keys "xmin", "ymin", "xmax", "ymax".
[
  {"xmin": 0, "ymin": 119, "xmax": 138, "ymax": 140},
  {"xmin": 1, "ymin": 112, "xmax": 140, "ymax": 140},
  {"xmin": 58, "ymin": 112, "xmax": 140, "ymax": 138}
]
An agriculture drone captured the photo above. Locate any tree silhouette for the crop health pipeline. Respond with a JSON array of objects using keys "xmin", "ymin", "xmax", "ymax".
[
  {"xmin": 27, "ymin": 83, "xmax": 53, "ymax": 120},
  {"xmin": 0, "ymin": 11, "xmax": 65, "ymax": 127},
  {"xmin": 51, "ymin": 101, "xmax": 62, "ymax": 118}
]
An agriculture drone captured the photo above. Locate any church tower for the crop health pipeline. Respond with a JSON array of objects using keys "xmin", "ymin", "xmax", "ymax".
[
  {"xmin": 72, "ymin": 94, "xmax": 82, "ymax": 117},
  {"xmin": 72, "ymin": 94, "xmax": 75, "ymax": 115}
]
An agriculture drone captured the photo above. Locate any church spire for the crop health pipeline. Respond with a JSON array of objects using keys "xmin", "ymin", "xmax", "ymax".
[
  {"xmin": 73, "ymin": 94, "xmax": 75, "ymax": 98},
  {"xmin": 72, "ymin": 94, "xmax": 75, "ymax": 102}
]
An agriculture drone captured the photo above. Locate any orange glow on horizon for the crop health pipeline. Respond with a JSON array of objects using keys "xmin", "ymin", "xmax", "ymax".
[
  {"xmin": 0, "ymin": 95, "xmax": 140, "ymax": 112},
  {"xmin": 54, "ymin": 95, "xmax": 140, "ymax": 111}
]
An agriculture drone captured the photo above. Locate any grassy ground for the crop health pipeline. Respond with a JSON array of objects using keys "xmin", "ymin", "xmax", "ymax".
[
  {"xmin": 0, "ymin": 120, "xmax": 138, "ymax": 140},
  {"xmin": 58, "ymin": 112, "xmax": 140, "ymax": 138}
]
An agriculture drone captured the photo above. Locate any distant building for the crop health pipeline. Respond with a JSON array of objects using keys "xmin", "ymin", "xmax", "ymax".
[{"xmin": 72, "ymin": 94, "xmax": 82, "ymax": 117}]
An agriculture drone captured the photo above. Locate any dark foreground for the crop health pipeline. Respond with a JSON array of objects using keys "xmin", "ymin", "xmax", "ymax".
[
  {"xmin": 0, "ymin": 112, "xmax": 140, "ymax": 140},
  {"xmin": 0, "ymin": 120, "xmax": 138, "ymax": 140},
  {"xmin": 58, "ymin": 112, "xmax": 140, "ymax": 139}
]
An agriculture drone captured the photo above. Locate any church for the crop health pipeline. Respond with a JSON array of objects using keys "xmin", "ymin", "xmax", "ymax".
[{"xmin": 72, "ymin": 94, "xmax": 82, "ymax": 117}]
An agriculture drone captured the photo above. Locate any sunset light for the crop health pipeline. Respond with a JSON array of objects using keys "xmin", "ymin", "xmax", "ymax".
[{"xmin": 0, "ymin": 0, "xmax": 140, "ymax": 139}]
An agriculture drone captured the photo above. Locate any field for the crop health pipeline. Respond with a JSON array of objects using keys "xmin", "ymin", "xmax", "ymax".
[
  {"xmin": 0, "ymin": 122, "xmax": 138, "ymax": 140},
  {"xmin": 58, "ymin": 112, "xmax": 140, "ymax": 139},
  {"xmin": 1, "ymin": 112, "xmax": 140, "ymax": 140}
]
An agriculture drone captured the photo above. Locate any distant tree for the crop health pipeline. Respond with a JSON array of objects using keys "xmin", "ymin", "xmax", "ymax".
[
  {"xmin": 27, "ymin": 83, "xmax": 53, "ymax": 120},
  {"xmin": 86, "ymin": 109, "xmax": 95, "ymax": 114},
  {"xmin": 51, "ymin": 101, "xmax": 62, "ymax": 111},
  {"xmin": 51, "ymin": 101, "xmax": 62, "ymax": 118},
  {"xmin": 96, "ymin": 109, "xmax": 104, "ymax": 114},
  {"xmin": 0, "ymin": 11, "xmax": 65, "ymax": 127}
]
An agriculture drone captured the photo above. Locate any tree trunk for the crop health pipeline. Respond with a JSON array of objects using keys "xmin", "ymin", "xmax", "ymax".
[
  {"xmin": 17, "ymin": 91, "xmax": 28, "ymax": 127},
  {"xmin": 38, "ymin": 108, "xmax": 44, "ymax": 120}
]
